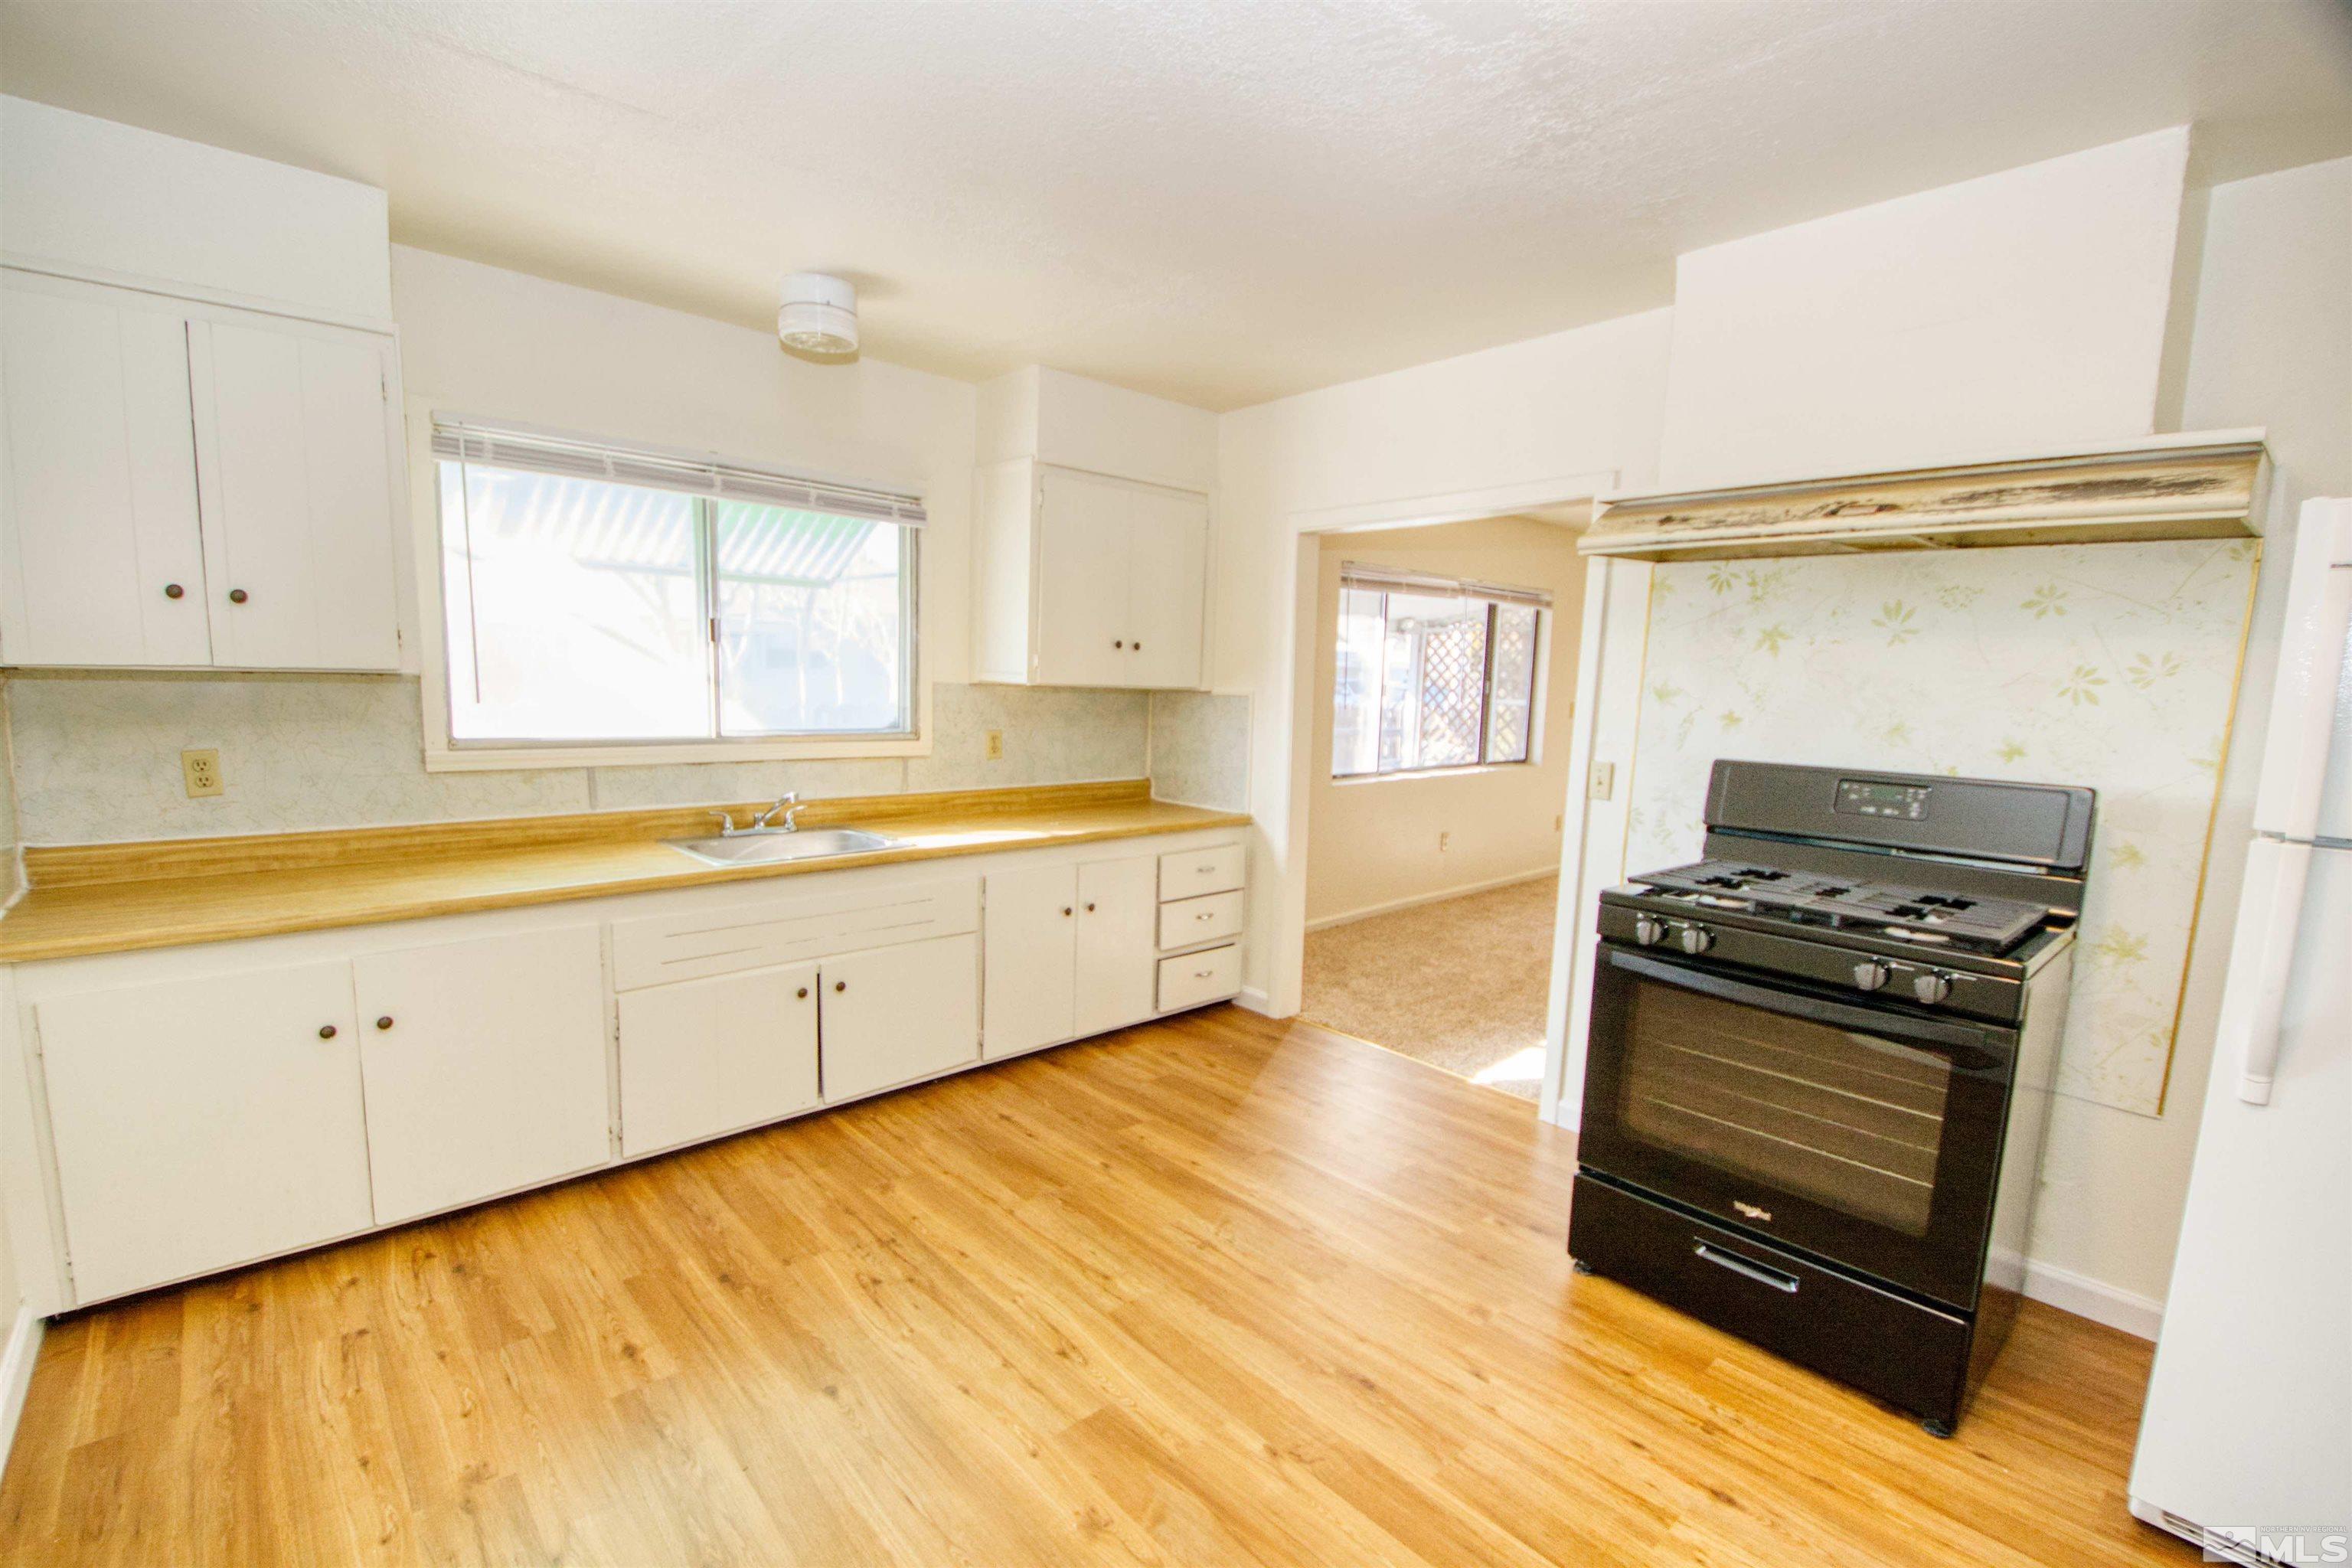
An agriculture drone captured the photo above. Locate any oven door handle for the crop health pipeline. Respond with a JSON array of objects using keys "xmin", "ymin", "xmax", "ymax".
[{"xmin": 1604, "ymin": 947, "xmax": 2009, "ymax": 1058}]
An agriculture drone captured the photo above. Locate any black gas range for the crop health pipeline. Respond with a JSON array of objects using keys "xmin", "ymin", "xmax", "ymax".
[{"xmin": 1567, "ymin": 760, "xmax": 2095, "ymax": 1436}]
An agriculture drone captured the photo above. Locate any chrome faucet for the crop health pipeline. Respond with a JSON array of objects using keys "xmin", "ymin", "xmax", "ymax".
[
  {"xmin": 707, "ymin": 794, "xmax": 803, "ymax": 837},
  {"xmin": 750, "ymin": 792, "xmax": 805, "ymax": 832}
]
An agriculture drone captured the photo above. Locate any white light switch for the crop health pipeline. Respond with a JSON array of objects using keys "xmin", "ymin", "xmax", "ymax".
[{"xmin": 1588, "ymin": 763, "xmax": 1615, "ymax": 801}]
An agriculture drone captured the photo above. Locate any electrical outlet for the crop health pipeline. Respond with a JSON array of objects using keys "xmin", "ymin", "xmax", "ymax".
[
  {"xmin": 985, "ymin": 729, "xmax": 1004, "ymax": 761},
  {"xmin": 181, "ymin": 748, "xmax": 224, "ymax": 798},
  {"xmin": 1438, "ymin": 830, "xmax": 1451, "ymax": 852}
]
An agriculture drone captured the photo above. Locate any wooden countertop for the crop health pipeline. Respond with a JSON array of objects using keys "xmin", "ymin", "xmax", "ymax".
[{"xmin": 0, "ymin": 780, "xmax": 1250, "ymax": 964}]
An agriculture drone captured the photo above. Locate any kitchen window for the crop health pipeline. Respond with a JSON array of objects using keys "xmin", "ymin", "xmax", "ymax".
[
  {"xmin": 1331, "ymin": 565, "xmax": 1547, "ymax": 779},
  {"xmin": 426, "ymin": 420, "xmax": 922, "ymax": 766}
]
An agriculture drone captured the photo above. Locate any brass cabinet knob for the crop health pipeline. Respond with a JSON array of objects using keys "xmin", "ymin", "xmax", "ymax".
[
  {"xmin": 318, "ymin": 1024, "xmax": 338, "ymax": 1040},
  {"xmin": 163, "ymin": 583, "xmax": 185, "ymax": 599},
  {"xmin": 1132, "ymin": 642, "xmax": 1142, "ymax": 652},
  {"xmin": 227, "ymin": 588, "xmax": 249, "ymax": 604},
  {"xmin": 375, "ymin": 1016, "xmax": 394, "ymax": 1031},
  {"xmin": 796, "ymin": 986, "xmax": 809, "ymax": 999},
  {"xmin": 834, "ymin": 980, "xmax": 846, "ymax": 993},
  {"xmin": 1061, "ymin": 906, "xmax": 1073, "ymax": 916},
  {"xmin": 1113, "ymin": 639, "xmax": 1124, "ymax": 649},
  {"xmin": 1085, "ymin": 901, "xmax": 1096, "ymax": 913}
]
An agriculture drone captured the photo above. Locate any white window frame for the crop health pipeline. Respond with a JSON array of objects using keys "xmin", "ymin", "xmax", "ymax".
[
  {"xmin": 1330, "ymin": 564, "xmax": 1551, "ymax": 783},
  {"xmin": 409, "ymin": 404, "xmax": 933, "ymax": 772}
]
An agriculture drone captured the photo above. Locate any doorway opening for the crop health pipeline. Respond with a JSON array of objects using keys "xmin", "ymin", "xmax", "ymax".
[{"xmin": 1295, "ymin": 514, "xmax": 1588, "ymax": 1099}]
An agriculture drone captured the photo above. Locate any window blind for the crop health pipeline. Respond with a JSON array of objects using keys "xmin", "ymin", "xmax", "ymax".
[
  {"xmin": 430, "ymin": 418, "xmax": 926, "ymax": 526},
  {"xmin": 1338, "ymin": 563, "xmax": 1551, "ymax": 609}
]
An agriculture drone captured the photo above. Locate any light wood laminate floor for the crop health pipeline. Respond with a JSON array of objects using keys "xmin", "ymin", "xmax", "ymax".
[{"xmin": 0, "ymin": 1007, "xmax": 2192, "ymax": 1566}]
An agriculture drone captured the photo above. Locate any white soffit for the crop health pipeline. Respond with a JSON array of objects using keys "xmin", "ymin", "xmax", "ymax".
[{"xmin": 2, "ymin": 1, "xmax": 2347, "ymax": 410}]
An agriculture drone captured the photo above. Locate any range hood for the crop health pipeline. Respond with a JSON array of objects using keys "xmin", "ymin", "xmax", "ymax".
[{"xmin": 1579, "ymin": 430, "xmax": 2269, "ymax": 562}]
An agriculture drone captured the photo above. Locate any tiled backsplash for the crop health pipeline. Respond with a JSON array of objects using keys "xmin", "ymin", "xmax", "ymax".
[
  {"xmin": 1148, "ymin": 691, "xmax": 1250, "ymax": 812},
  {"xmin": 3, "ymin": 674, "xmax": 1175, "ymax": 844}
]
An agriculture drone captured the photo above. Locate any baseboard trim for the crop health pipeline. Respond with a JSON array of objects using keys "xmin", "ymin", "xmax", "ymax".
[
  {"xmin": 0, "ymin": 1302, "xmax": 43, "ymax": 1478},
  {"xmin": 1236, "ymin": 985, "xmax": 1276, "ymax": 1018},
  {"xmin": 1306, "ymin": 867, "xmax": 1558, "ymax": 933},
  {"xmin": 2022, "ymin": 1259, "xmax": 2163, "ymax": 1341}
]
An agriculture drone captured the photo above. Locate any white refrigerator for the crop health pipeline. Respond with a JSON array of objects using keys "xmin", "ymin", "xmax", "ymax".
[{"xmin": 2130, "ymin": 497, "xmax": 2352, "ymax": 1566}]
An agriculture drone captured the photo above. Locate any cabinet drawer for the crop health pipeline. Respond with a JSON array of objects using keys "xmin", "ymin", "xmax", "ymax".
[
  {"xmin": 612, "ymin": 877, "xmax": 979, "ymax": 989},
  {"xmin": 1156, "ymin": 944, "xmax": 1240, "ymax": 1013},
  {"xmin": 1158, "ymin": 843, "xmax": 1243, "ymax": 900},
  {"xmin": 1158, "ymin": 890, "xmax": 1243, "ymax": 949}
]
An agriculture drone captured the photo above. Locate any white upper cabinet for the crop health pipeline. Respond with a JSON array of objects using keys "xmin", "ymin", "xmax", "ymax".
[
  {"xmin": 0, "ymin": 276, "xmax": 211, "ymax": 665},
  {"xmin": 975, "ymin": 459, "xmax": 1210, "ymax": 688},
  {"xmin": 0, "ymin": 267, "xmax": 403, "ymax": 671},
  {"xmin": 191, "ymin": 315, "xmax": 401, "ymax": 669}
]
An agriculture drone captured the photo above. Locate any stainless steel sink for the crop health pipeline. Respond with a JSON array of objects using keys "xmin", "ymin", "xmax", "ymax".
[{"xmin": 665, "ymin": 827, "xmax": 902, "ymax": 867}]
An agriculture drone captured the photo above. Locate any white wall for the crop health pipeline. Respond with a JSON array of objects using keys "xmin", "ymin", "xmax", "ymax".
[
  {"xmin": 1214, "ymin": 305, "xmax": 1675, "ymax": 1009},
  {"xmin": 0, "ymin": 95, "xmax": 390, "ymax": 320},
  {"xmin": 1305, "ymin": 516, "xmax": 1584, "ymax": 926},
  {"xmin": 1656, "ymin": 128, "xmax": 2190, "ymax": 489},
  {"xmin": 979, "ymin": 365, "xmax": 1219, "ymax": 494}
]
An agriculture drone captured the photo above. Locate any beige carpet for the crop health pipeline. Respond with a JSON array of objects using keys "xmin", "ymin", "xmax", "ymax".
[{"xmin": 1301, "ymin": 874, "xmax": 1560, "ymax": 1101}]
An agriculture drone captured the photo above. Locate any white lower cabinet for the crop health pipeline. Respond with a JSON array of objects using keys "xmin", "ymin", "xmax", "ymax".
[
  {"xmin": 36, "ymin": 961, "xmax": 374, "ymax": 1303},
  {"xmin": 984, "ymin": 853, "xmax": 1158, "ymax": 1057},
  {"xmin": 14, "ymin": 837, "xmax": 1241, "ymax": 1308},
  {"xmin": 351, "ymin": 926, "xmax": 609, "ymax": 1224},
  {"xmin": 982, "ymin": 862, "xmax": 1077, "ymax": 1057},
  {"xmin": 617, "ymin": 961, "xmax": 821, "ymax": 1157},
  {"xmin": 1075, "ymin": 857, "xmax": 1158, "ymax": 1037},
  {"xmin": 820, "ymin": 933, "xmax": 981, "ymax": 1101}
]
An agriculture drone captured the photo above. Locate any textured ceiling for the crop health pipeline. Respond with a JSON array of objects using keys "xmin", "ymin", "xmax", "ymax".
[{"xmin": 3, "ymin": 1, "xmax": 2348, "ymax": 410}]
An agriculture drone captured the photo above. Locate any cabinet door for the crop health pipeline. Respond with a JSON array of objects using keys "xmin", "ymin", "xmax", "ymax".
[
  {"xmin": 1031, "ymin": 466, "xmax": 1132, "ymax": 686},
  {"xmin": 36, "ymin": 962, "xmax": 371, "ymax": 1303},
  {"xmin": 1122, "ymin": 485, "xmax": 1209, "ymax": 689},
  {"xmin": 352, "ymin": 927, "xmax": 609, "ymax": 1224},
  {"xmin": 0, "ymin": 276, "xmax": 211, "ymax": 666},
  {"xmin": 1074, "ymin": 856, "xmax": 1158, "ymax": 1037},
  {"xmin": 617, "ymin": 962, "xmax": 820, "ymax": 1158},
  {"xmin": 982, "ymin": 863, "xmax": 1076, "ymax": 1059},
  {"xmin": 821, "ymin": 933, "xmax": 980, "ymax": 1101},
  {"xmin": 191, "ymin": 315, "xmax": 400, "ymax": 670}
]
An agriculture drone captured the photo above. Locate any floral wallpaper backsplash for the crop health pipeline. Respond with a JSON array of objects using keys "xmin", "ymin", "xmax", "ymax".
[{"xmin": 1625, "ymin": 538, "xmax": 2258, "ymax": 1118}]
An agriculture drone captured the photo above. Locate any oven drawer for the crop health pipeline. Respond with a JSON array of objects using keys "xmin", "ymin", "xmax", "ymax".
[
  {"xmin": 1567, "ymin": 1172, "xmax": 1975, "ymax": 1429},
  {"xmin": 1157, "ymin": 944, "xmax": 1240, "ymax": 1012}
]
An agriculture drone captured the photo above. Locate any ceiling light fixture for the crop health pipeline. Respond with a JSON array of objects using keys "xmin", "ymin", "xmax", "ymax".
[{"xmin": 777, "ymin": 273, "xmax": 858, "ymax": 358}]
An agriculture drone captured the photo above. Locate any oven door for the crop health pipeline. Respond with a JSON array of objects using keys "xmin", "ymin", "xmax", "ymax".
[{"xmin": 1578, "ymin": 942, "xmax": 2018, "ymax": 1311}]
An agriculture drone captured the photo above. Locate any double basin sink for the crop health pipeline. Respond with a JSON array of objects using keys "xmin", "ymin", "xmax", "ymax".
[{"xmin": 665, "ymin": 827, "xmax": 903, "ymax": 867}]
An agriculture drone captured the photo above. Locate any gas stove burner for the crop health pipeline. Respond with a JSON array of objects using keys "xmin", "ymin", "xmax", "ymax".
[{"xmin": 1629, "ymin": 857, "xmax": 2054, "ymax": 954}]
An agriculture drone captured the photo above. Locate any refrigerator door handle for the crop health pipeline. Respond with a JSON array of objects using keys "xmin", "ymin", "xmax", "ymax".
[{"xmin": 2225, "ymin": 838, "xmax": 2313, "ymax": 1106}]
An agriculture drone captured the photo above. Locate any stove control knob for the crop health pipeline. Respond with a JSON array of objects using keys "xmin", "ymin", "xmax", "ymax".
[
  {"xmin": 1852, "ymin": 961, "xmax": 1890, "ymax": 992},
  {"xmin": 1632, "ymin": 916, "xmax": 1667, "ymax": 947},
  {"xmin": 1677, "ymin": 925, "xmax": 1713, "ymax": 956},
  {"xmin": 1913, "ymin": 971, "xmax": 1954, "ymax": 1005}
]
